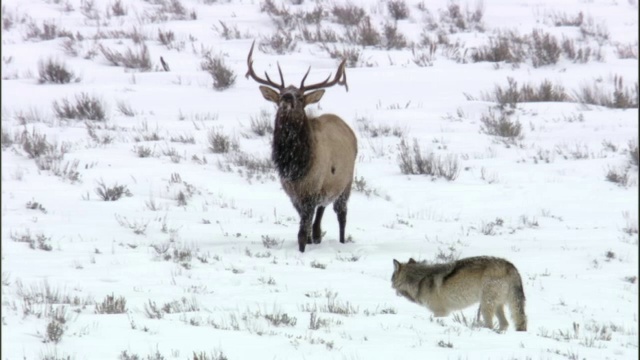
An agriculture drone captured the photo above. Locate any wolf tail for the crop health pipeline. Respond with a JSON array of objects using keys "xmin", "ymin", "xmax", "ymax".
[{"xmin": 508, "ymin": 267, "xmax": 527, "ymax": 331}]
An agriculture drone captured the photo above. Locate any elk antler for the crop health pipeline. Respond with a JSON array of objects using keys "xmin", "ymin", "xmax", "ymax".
[
  {"xmin": 245, "ymin": 40, "xmax": 285, "ymax": 90},
  {"xmin": 299, "ymin": 59, "xmax": 349, "ymax": 93}
]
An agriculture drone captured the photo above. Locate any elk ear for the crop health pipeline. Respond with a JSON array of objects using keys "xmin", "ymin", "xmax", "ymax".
[
  {"xmin": 408, "ymin": 258, "xmax": 417, "ymax": 264},
  {"xmin": 393, "ymin": 259, "xmax": 401, "ymax": 272},
  {"xmin": 259, "ymin": 86, "xmax": 280, "ymax": 103},
  {"xmin": 303, "ymin": 89, "xmax": 325, "ymax": 106}
]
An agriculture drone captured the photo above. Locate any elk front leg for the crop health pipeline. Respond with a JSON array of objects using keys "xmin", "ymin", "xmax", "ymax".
[
  {"xmin": 312, "ymin": 206, "xmax": 325, "ymax": 244},
  {"xmin": 297, "ymin": 202, "xmax": 315, "ymax": 252}
]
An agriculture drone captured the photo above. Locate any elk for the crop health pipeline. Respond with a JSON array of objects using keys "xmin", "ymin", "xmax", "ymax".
[{"xmin": 245, "ymin": 41, "xmax": 357, "ymax": 253}]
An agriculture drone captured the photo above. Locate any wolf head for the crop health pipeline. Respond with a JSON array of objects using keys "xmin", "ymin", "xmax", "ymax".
[{"xmin": 391, "ymin": 258, "xmax": 418, "ymax": 297}]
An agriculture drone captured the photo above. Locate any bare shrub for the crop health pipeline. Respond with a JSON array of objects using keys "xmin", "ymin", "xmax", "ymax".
[
  {"xmin": 480, "ymin": 109, "xmax": 522, "ymax": 139},
  {"xmin": 259, "ymin": 30, "xmax": 297, "ymax": 54},
  {"xmin": 200, "ymin": 52, "xmax": 236, "ymax": 90},
  {"xmin": 110, "ymin": 0, "xmax": 127, "ymax": 16},
  {"xmin": 300, "ymin": 25, "xmax": 339, "ymax": 43},
  {"xmin": 530, "ymin": 29, "xmax": 561, "ymax": 67},
  {"xmin": 332, "ymin": 3, "xmax": 366, "ymax": 26},
  {"xmin": 95, "ymin": 293, "xmax": 127, "ymax": 314},
  {"xmin": 387, "ymin": 0, "xmax": 409, "ymax": 20},
  {"xmin": 471, "ymin": 30, "xmax": 527, "ymax": 64},
  {"xmin": 38, "ymin": 57, "xmax": 79, "ymax": 84},
  {"xmin": 207, "ymin": 128, "xmax": 235, "ymax": 153},
  {"xmin": 192, "ymin": 350, "xmax": 229, "ymax": 360},
  {"xmin": 261, "ymin": 235, "xmax": 283, "ymax": 249},
  {"xmin": 579, "ymin": 17, "xmax": 609, "ymax": 44},
  {"xmin": 383, "ymin": 23, "xmax": 408, "ymax": 49},
  {"xmin": 561, "ymin": 37, "xmax": 603, "ymax": 63},
  {"xmin": 95, "ymin": 179, "xmax": 132, "ymax": 201},
  {"xmin": 260, "ymin": 0, "xmax": 295, "ymax": 29},
  {"xmin": 412, "ymin": 44, "xmax": 437, "ymax": 67},
  {"xmin": 53, "ymin": 93, "xmax": 106, "ymax": 121},
  {"xmin": 628, "ymin": 142, "xmax": 639, "ymax": 168},
  {"xmin": 397, "ymin": 138, "xmax": 460, "ymax": 180},
  {"xmin": 45, "ymin": 318, "xmax": 65, "ymax": 343},
  {"xmin": 546, "ymin": 11, "xmax": 583, "ymax": 27},
  {"xmin": 11, "ymin": 230, "xmax": 52, "ymax": 251},
  {"xmin": 616, "ymin": 43, "xmax": 638, "ymax": 59},
  {"xmin": 605, "ymin": 167, "xmax": 630, "ymax": 187},
  {"xmin": 213, "ymin": 20, "xmax": 243, "ymax": 40},
  {"xmin": 249, "ymin": 109, "xmax": 273, "ymax": 136},
  {"xmin": 157, "ymin": 29, "xmax": 175, "ymax": 47},
  {"xmin": 20, "ymin": 128, "xmax": 52, "ymax": 158},
  {"xmin": 24, "ymin": 20, "xmax": 70, "ymax": 41},
  {"xmin": 320, "ymin": 44, "xmax": 362, "ymax": 67},
  {"xmin": 482, "ymin": 77, "xmax": 570, "ymax": 110},
  {"xmin": 264, "ymin": 310, "xmax": 297, "ymax": 327},
  {"xmin": 100, "ymin": 44, "xmax": 152, "ymax": 71},
  {"xmin": 345, "ymin": 16, "xmax": 381, "ymax": 47},
  {"xmin": 574, "ymin": 76, "xmax": 638, "ymax": 109},
  {"xmin": 433, "ymin": 1, "xmax": 484, "ymax": 33},
  {"xmin": 116, "ymin": 100, "xmax": 135, "ymax": 117}
]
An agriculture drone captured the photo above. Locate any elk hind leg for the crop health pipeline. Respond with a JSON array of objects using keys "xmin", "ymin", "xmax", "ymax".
[{"xmin": 333, "ymin": 185, "xmax": 351, "ymax": 244}]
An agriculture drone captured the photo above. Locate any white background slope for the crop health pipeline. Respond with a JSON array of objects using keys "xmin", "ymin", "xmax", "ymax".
[{"xmin": 1, "ymin": 0, "xmax": 638, "ymax": 359}]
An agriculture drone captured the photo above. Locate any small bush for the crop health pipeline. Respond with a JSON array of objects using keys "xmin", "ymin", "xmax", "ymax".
[
  {"xmin": 480, "ymin": 109, "xmax": 522, "ymax": 139},
  {"xmin": 95, "ymin": 179, "xmax": 132, "ymax": 201},
  {"xmin": 45, "ymin": 319, "xmax": 65, "ymax": 343},
  {"xmin": 207, "ymin": 129, "xmax": 236, "ymax": 153},
  {"xmin": 616, "ymin": 44, "xmax": 638, "ymax": 59},
  {"xmin": 531, "ymin": 29, "xmax": 561, "ymax": 67},
  {"xmin": 471, "ymin": 30, "xmax": 527, "ymax": 64},
  {"xmin": 346, "ymin": 16, "xmax": 381, "ymax": 47},
  {"xmin": 38, "ymin": 58, "xmax": 78, "ymax": 84},
  {"xmin": 605, "ymin": 167, "xmax": 630, "ymax": 187},
  {"xmin": 21, "ymin": 129, "xmax": 52, "ymax": 158},
  {"xmin": 629, "ymin": 142, "xmax": 639, "ymax": 168},
  {"xmin": 249, "ymin": 109, "xmax": 273, "ymax": 136},
  {"xmin": 387, "ymin": 0, "xmax": 409, "ymax": 20},
  {"xmin": 332, "ymin": 3, "xmax": 366, "ymax": 26},
  {"xmin": 200, "ymin": 52, "xmax": 236, "ymax": 91},
  {"xmin": 259, "ymin": 30, "xmax": 297, "ymax": 54},
  {"xmin": 546, "ymin": 11, "xmax": 583, "ymax": 27},
  {"xmin": 100, "ymin": 44, "xmax": 152, "ymax": 71},
  {"xmin": 383, "ymin": 23, "xmax": 408, "ymax": 50},
  {"xmin": 110, "ymin": 0, "xmax": 127, "ymax": 16},
  {"xmin": 574, "ymin": 76, "xmax": 638, "ymax": 109},
  {"xmin": 53, "ymin": 93, "xmax": 107, "ymax": 121},
  {"xmin": 482, "ymin": 77, "xmax": 570, "ymax": 110},
  {"xmin": 320, "ymin": 44, "xmax": 362, "ymax": 67},
  {"xmin": 95, "ymin": 293, "xmax": 127, "ymax": 314},
  {"xmin": 397, "ymin": 138, "xmax": 460, "ymax": 180}
]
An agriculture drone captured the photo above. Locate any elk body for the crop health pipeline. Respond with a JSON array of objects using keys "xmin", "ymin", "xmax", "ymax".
[{"xmin": 246, "ymin": 42, "xmax": 357, "ymax": 252}]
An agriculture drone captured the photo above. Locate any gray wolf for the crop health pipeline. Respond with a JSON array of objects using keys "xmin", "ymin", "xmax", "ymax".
[{"xmin": 391, "ymin": 256, "xmax": 527, "ymax": 332}]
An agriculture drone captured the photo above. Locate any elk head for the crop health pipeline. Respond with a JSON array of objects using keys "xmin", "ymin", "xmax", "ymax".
[{"xmin": 245, "ymin": 41, "xmax": 348, "ymax": 115}]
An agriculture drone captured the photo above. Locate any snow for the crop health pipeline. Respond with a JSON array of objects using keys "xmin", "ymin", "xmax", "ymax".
[{"xmin": 1, "ymin": 0, "xmax": 638, "ymax": 359}]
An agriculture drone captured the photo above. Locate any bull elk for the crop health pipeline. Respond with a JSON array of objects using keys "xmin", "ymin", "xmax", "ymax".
[{"xmin": 245, "ymin": 41, "xmax": 357, "ymax": 253}]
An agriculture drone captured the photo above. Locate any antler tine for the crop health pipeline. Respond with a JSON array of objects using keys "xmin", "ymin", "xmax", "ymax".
[
  {"xmin": 245, "ymin": 40, "xmax": 284, "ymax": 90},
  {"xmin": 300, "ymin": 59, "xmax": 349, "ymax": 93},
  {"xmin": 299, "ymin": 66, "xmax": 312, "ymax": 89},
  {"xmin": 276, "ymin": 62, "xmax": 285, "ymax": 88}
]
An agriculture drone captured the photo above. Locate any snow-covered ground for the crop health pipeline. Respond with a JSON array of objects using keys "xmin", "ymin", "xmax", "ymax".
[{"xmin": 1, "ymin": 0, "xmax": 638, "ymax": 359}]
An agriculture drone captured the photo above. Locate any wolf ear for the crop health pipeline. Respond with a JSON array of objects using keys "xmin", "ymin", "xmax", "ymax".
[
  {"xmin": 408, "ymin": 258, "xmax": 417, "ymax": 264},
  {"xmin": 393, "ymin": 259, "xmax": 401, "ymax": 272}
]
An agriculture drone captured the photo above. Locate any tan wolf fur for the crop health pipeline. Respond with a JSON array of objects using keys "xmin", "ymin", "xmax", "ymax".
[{"xmin": 391, "ymin": 256, "xmax": 527, "ymax": 332}]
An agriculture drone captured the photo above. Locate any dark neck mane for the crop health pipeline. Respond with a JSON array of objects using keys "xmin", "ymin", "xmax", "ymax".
[{"xmin": 272, "ymin": 110, "xmax": 314, "ymax": 181}]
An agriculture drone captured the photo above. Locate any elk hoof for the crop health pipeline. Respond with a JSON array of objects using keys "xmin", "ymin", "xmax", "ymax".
[
  {"xmin": 313, "ymin": 237, "xmax": 322, "ymax": 244},
  {"xmin": 299, "ymin": 242, "xmax": 306, "ymax": 252}
]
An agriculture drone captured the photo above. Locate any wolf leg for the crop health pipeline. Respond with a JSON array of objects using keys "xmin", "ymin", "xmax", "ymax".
[
  {"xmin": 479, "ymin": 300, "xmax": 495, "ymax": 330},
  {"xmin": 495, "ymin": 305, "xmax": 509, "ymax": 332}
]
